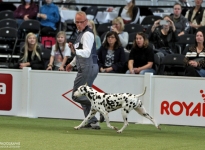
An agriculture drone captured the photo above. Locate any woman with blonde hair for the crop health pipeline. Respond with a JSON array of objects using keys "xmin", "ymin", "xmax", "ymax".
[
  {"xmin": 126, "ymin": 32, "xmax": 155, "ymax": 75},
  {"xmin": 17, "ymin": 32, "xmax": 44, "ymax": 70},
  {"xmin": 87, "ymin": 20, "xmax": 101, "ymax": 50},
  {"xmin": 119, "ymin": 0, "xmax": 135, "ymax": 24},
  {"xmin": 111, "ymin": 17, "xmax": 128, "ymax": 48},
  {"xmin": 47, "ymin": 31, "xmax": 71, "ymax": 71}
]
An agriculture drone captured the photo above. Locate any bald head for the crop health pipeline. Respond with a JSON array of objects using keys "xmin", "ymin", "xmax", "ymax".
[{"xmin": 75, "ymin": 11, "xmax": 88, "ymax": 31}]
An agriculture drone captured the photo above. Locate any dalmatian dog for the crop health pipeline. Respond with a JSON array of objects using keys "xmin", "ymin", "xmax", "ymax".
[{"xmin": 73, "ymin": 84, "xmax": 161, "ymax": 133}]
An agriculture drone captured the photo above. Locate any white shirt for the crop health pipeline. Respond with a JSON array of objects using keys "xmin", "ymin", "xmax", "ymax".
[
  {"xmin": 70, "ymin": 31, "xmax": 94, "ymax": 66},
  {"xmin": 118, "ymin": 31, "xmax": 129, "ymax": 48},
  {"xmin": 51, "ymin": 43, "xmax": 71, "ymax": 67},
  {"xmin": 120, "ymin": 8, "xmax": 131, "ymax": 21}
]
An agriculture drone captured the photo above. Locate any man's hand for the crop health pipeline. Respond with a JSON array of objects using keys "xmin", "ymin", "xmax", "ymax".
[
  {"xmin": 37, "ymin": 13, "xmax": 47, "ymax": 20},
  {"xmin": 66, "ymin": 64, "xmax": 73, "ymax": 72},
  {"xmin": 68, "ymin": 42, "xmax": 75, "ymax": 54}
]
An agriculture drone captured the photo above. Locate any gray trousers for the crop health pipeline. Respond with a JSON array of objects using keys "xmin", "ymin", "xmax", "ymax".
[{"xmin": 72, "ymin": 64, "xmax": 99, "ymax": 124}]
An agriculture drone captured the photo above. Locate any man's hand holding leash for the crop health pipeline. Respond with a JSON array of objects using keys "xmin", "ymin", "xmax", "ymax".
[{"xmin": 68, "ymin": 42, "xmax": 76, "ymax": 55}]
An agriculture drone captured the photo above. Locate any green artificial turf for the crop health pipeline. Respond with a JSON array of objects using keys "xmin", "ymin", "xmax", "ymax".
[{"xmin": 0, "ymin": 116, "xmax": 204, "ymax": 150}]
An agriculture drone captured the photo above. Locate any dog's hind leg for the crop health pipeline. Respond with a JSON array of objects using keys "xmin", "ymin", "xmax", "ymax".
[
  {"xmin": 74, "ymin": 109, "xmax": 97, "ymax": 130},
  {"xmin": 135, "ymin": 102, "xmax": 161, "ymax": 130},
  {"xmin": 117, "ymin": 109, "xmax": 130, "ymax": 133}
]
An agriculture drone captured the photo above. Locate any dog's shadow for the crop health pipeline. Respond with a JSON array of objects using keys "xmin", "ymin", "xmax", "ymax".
[{"xmin": 67, "ymin": 122, "xmax": 164, "ymax": 137}]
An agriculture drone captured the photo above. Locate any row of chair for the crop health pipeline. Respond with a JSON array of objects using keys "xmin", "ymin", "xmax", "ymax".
[{"xmin": 156, "ymin": 53, "xmax": 186, "ymax": 76}]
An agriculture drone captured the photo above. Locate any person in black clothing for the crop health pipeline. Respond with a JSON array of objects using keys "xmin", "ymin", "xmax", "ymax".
[
  {"xmin": 97, "ymin": 31, "xmax": 125, "ymax": 73},
  {"xmin": 16, "ymin": 32, "xmax": 44, "ymax": 70},
  {"xmin": 126, "ymin": 32, "xmax": 155, "ymax": 75},
  {"xmin": 170, "ymin": 3, "xmax": 190, "ymax": 36},
  {"xmin": 149, "ymin": 15, "xmax": 179, "ymax": 54},
  {"xmin": 185, "ymin": 0, "xmax": 205, "ymax": 33}
]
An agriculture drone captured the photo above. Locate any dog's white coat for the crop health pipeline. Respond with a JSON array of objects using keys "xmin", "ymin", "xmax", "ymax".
[{"xmin": 74, "ymin": 85, "xmax": 160, "ymax": 133}]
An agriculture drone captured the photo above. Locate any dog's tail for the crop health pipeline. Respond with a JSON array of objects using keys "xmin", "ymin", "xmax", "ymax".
[{"xmin": 136, "ymin": 87, "xmax": 146, "ymax": 98}]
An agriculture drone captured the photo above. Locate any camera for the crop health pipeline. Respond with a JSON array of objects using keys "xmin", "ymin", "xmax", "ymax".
[{"xmin": 159, "ymin": 20, "xmax": 169, "ymax": 26}]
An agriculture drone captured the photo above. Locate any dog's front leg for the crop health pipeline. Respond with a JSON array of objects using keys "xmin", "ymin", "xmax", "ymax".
[
  {"xmin": 74, "ymin": 109, "xmax": 97, "ymax": 130},
  {"xmin": 117, "ymin": 109, "xmax": 130, "ymax": 133},
  {"xmin": 99, "ymin": 111, "xmax": 118, "ymax": 131}
]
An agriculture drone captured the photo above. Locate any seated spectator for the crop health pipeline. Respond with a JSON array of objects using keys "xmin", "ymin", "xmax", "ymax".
[
  {"xmin": 47, "ymin": 31, "xmax": 71, "ymax": 71},
  {"xmin": 126, "ymin": 32, "xmax": 155, "ymax": 75},
  {"xmin": 149, "ymin": 15, "xmax": 179, "ymax": 54},
  {"xmin": 14, "ymin": 0, "xmax": 38, "ymax": 26},
  {"xmin": 185, "ymin": 0, "xmax": 205, "ymax": 33},
  {"xmin": 87, "ymin": 20, "xmax": 101, "ymax": 50},
  {"xmin": 111, "ymin": 17, "xmax": 128, "ymax": 48},
  {"xmin": 107, "ymin": 0, "xmax": 136, "ymax": 24},
  {"xmin": 37, "ymin": 0, "xmax": 60, "ymax": 35},
  {"xmin": 176, "ymin": 0, "xmax": 192, "ymax": 16},
  {"xmin": 176, "ymin": 0, "xmax": 192, "ymax": 7},
  {"xmin": 119, "ymin": 0, "xmax": 135, "ymax": 24},
  {"xmin": 170, "ymin": 3, "xmax": 190, "ymax": 36},
  {"xmin": 184, "ymin": 30, "xmax": 205, "ymax": 77},
  {"xmin": 98, "ymin": 31, "xmax": 125, "ymax": 73},
  {"xmin": 59, "ymin": 0, "xmax": 77, "ymax": 10},
  {"xmin": 15, "ymin": 32, "xmax": 44, "ymax": 70}
]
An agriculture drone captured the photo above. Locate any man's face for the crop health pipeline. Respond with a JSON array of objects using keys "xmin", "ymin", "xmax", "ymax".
[
  {"xmin": 45, "ymin": 0, "xmax": 52, "ymax": 4},
  {"xmin": 173, "ymin": 4, "xmax": 182, "ymax": 16},
  {"xmin": 75, "ymin": 14, "xmax": 88, "ymax": 31},
  {"xmin": 195, "ymin": 0, "xmax": 203, "ymax": 6}
]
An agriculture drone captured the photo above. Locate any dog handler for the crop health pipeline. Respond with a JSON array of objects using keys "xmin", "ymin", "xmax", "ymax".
[{"xmin": 66, "ymin": 11, "xmax": 100, "ymax": 129}]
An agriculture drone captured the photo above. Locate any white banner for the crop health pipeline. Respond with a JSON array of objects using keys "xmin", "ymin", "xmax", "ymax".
[{"xmin": 0, "ymin": 68, "xmax": 205, "ymax": 127}]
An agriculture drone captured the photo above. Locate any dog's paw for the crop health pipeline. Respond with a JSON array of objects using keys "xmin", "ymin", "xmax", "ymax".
[
  {"xmin": 117, "ymin": 130, "xmax": 122, "ymax": 133},
  {"xmin": 74, "ymin": 126, "xmax": 80, "ymax": 130}
]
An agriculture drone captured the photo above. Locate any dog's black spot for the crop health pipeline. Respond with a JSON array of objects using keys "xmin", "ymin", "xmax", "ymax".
[
  {"xmin": 83, "ymin": 87, "xmax": 87, "ymax": 92},
  {"xmin": 87, "ymin": 93, "xmax": 92, "ymax": 100}
]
